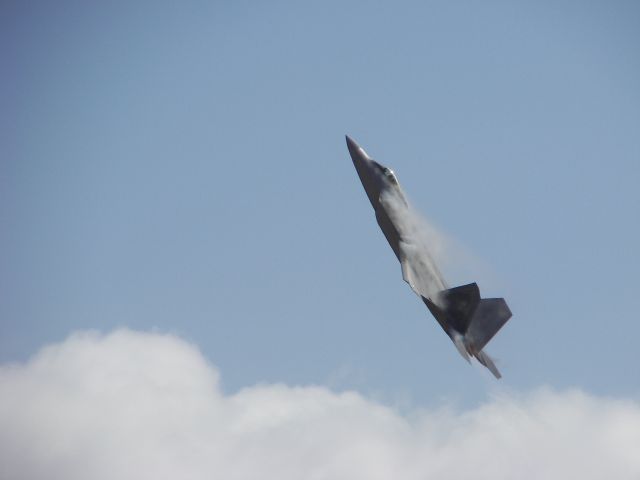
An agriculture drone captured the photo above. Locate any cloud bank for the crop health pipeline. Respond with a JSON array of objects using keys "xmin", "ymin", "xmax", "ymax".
[{"xmin": 1, "ymin": 330, "xmax": 638, "ymax": 480}]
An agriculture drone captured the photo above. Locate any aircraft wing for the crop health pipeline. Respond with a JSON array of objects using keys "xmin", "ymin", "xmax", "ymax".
[{"xmin": 399, "ymin": 241, "xmax": 446, "ymax": 300}]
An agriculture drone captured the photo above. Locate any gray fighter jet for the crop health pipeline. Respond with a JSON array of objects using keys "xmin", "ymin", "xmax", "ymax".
[{"xmin": 346, "ymin": 135, "xmax": 512, "ymax": 378}]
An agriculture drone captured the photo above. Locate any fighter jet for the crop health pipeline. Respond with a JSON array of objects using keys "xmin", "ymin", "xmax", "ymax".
[{"xmin": 346, "ymin": 135, "xmax": 512, "ymax": 378}]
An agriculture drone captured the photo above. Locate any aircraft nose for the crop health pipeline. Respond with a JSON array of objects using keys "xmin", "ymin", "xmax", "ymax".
[
  {"xmin": 345, "ymin": 135, "xmax": 372, "ymax": 165},
  {"xmin": 345, "ymin": 135, "xmax": 359, "ymax": 154},
  {"xmin": 346, "ymin": 135, "xmax": 384, "ymax": 207}
]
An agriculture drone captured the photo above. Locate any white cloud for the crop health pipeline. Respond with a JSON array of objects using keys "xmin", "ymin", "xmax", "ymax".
[{"xmin": 1, "ymin": 329, "xmax": 638, "ymax": 480}]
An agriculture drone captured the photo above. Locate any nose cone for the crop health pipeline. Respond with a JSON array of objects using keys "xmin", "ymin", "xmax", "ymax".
[
  {"xmin": 346, "ymin": 134, "xmax": 383, "ymax": 208},
  {"xmin": 345, "ymin": 135, "xmax": 371, "ymax": 165},
  {"xmin": 345, "ymin": 135, "xmax": 359, "ymax": 155}
]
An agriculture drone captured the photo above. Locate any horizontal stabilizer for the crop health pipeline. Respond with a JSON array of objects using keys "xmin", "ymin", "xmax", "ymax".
[
  {"xmin": 466, "ymin": 298, "xmax": 512, "ymax": 352},
  {"xmin": 475, "ymin": 350, "xmax": 501, "ymax": 379}
]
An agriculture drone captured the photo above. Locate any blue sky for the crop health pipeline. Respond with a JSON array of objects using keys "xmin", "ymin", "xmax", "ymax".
[{"xmin": 2, "ymin": 0, "xmax": 640, "ymax": 409}]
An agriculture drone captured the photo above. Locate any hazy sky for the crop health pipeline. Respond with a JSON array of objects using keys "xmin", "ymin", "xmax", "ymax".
[
  {"xmin": 3, "ymin": 0, "xmax": 640, "ymax": 408},
  {"xmin": 3, "ymin": 2, "xmax": 640, "ymax": 477}
]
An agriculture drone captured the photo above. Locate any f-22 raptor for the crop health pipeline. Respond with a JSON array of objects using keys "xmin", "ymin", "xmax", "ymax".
[{"xmin": 346, "ymin": 135, "xmax": 512, "ymax": 378}]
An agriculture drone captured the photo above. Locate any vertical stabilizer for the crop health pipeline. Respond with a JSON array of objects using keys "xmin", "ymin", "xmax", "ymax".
[{"xmin": 465, "ymin": 298, "xmax": 512, "ymax": 352}]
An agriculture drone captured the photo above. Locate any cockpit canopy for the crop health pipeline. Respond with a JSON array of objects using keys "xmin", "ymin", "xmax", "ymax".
[
  {"xmin": 371, "ymin": 161, "xmax": 400, "ymax": 187},
  {"xmin": 382, "ymin": 167, "xmax": 399, "ymax": 185}
]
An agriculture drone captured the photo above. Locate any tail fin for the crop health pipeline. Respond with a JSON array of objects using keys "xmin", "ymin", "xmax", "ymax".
[
  {"xmin": 436, "ymin": 282, "xmax": 480, "ymax": 334},
  {"xmin": 465, "ymin": 298, "xmax": 512, "ymax": 352}
]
